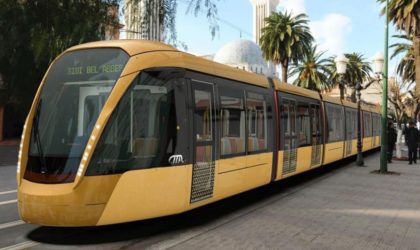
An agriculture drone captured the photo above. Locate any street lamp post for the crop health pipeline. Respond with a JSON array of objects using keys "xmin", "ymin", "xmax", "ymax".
[
  {"xmin": 379, "ymin": 0, "xmax": 389, "ymax": 173},
  {"xmin": 355, "ymin": 82, "xmax": 364, "ymax": 166},
  {"xmin": 335, "ymin": 55, "xmax": 365, "ymax": 166},
  {"xmin": 374, "ymin": 50, "xmax": 387, "ymax": 173}
]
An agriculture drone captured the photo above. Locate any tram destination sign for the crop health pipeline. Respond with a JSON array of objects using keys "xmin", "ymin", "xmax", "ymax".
[{"xmin": 67, "ymin": 64, "xmax": 124, "ymax": 76}]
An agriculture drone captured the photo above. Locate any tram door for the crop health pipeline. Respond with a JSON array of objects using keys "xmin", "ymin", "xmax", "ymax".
[
  {"xmin": 190, "ymin": 81, "xmax": 216, "ymax": 203},
  {"xmin": 310, "ymin": 104, "xmax": 322, "ymax": 167},
  {"xmin": 282, "ymin": 99, "xmax": 297, "ymax": 175}
]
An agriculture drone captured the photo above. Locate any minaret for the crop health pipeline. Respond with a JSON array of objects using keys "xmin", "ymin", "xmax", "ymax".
[
  {"xmin": 250, "ymin": 0, "xmax": 280, "ymax": 78},
  {"xmin": 250, "ymin": 0, "xmax": 279, "ymax": 45},
  {"xmin": 125, "ymin": 0, "xmax": 163, "ymax": 41}
]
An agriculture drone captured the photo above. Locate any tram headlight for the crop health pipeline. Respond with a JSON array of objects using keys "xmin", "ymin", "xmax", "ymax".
[
  {"xmin": 77, "ymin": 164, "xmax": 85, "ymax": 177},
  {"xmin": 17, "ymin": 148, "xmax": 22, "ymax": 174}
]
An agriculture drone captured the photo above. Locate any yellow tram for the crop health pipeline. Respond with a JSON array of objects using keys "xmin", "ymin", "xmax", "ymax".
[{"xmin": 17, "ymin": 40, "xmax": 381, "ymax": 226}]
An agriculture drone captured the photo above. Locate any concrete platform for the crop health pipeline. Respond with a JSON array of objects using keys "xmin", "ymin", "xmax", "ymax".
[{"xmin": 164, "ymin": 152, "xmax": 420, "ymax": 250}]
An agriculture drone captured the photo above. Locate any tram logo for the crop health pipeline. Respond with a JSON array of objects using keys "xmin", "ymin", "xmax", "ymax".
[{"xmin": 169, "ymin": 155, "xmax": 184, "ymax": 165}]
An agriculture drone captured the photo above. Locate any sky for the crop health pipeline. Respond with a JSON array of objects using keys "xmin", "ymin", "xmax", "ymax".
[{"xmin": 174, "ymin": 0, "xmax": 403, "ymax": 76}]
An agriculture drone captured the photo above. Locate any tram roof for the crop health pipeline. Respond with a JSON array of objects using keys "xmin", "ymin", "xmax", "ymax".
[
  {"xmin": 273, "ymin": 79, "xmax": 321, "ymax": 100},
  {"xmin": 361, "ymin": 104, "xmax": 380, "ymax": 113},
  {"xmin": 342, "ymin": 100, "xmax": 358, "ymax": 109},
  {"xmin": 321, "ymin": 94, "xmax": 342, "ymax": 105},
  {"xmin": 66, "ymin": 40, "xmax": 177, "ymax": 56},
  {"xmin": 66, "ymin": 40, "xmax": 270, "ymax": 88},
  {"xmin": 182, "ymin": 53, "xmax": 269, "ymax": 88}
]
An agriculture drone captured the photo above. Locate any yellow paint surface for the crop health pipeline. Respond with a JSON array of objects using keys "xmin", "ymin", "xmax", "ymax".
[
  {"xmin": 323, "ymin": 142, "xmax": 344, "ymax": 164},
  {"xmin": 19, "ymin": 175, "xmax": 120, "ymax": 226},
  {"xmin": 275, "ymin": 151, "xmax": 284, "ymax": 181},
  {"xmin": 363, "ymin": 137, "xmax": 373, "ymax": 151},
  {"xmin": 210, "ymin": 153, "xmax": 272, "ymax": 206},
  {"xmin": 296, "ymin": 146, "xmax": 312, "ymax": 173},
  {"xmin": 97, "ymin": 165, "xmax": 191, "ymax": 225}
]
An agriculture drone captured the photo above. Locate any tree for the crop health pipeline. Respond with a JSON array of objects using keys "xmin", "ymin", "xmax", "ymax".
[
  {"xmin": 345, "ymin": 53, "xmax": 373, "ymax": 102},
  {"xmin": 289, "ymin": 46, "xmax": 332, "ymax": 92},
  {"xmin": 259, "ymin": 11, "xmax": 314, "ymax": 83},
  {"xmin": 125, "ymin": 0, "xmax": 219, "ymax": 46},
  {"xmin": 390, "ymin": 33, "xmax": 415, "ymax": 84},
  {"xmin": 387, "ymin": 78, "xmax": 412, "ymax": 158},
  {"xmin": 0, "ymin": 0, "xmax": 220, "ymax": 138},
  {"xmin": 378, "ymin": 0, "xmax": 420, "ymax": 96},
  {"xmin": 327, "ymin": 53, "xmax": 373, "ymax": 102},
  {"xmin": 0, "ymin": 0, "xmax": 118, "ymax": 110},
  {"xmin": 388, "ymin": 78, "xmax": 409, "ymax": 125}
]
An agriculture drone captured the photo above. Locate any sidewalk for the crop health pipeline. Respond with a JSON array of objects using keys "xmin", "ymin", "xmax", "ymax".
[{"xmin": 168, "ymin": 152, "xmax": 420, "ymax": 250}]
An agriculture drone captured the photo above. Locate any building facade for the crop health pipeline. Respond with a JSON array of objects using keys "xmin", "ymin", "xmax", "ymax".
[
  {"xmin": 250, "ymin": 0, "xmax": 279, "ymax": 45},
  {"xmin": 124, "ymin": 0, "xmax": 163, "ymax": 40},
  {"xmin": 250, "ymin": 0, "xmax": 279, "ymax": 78}
]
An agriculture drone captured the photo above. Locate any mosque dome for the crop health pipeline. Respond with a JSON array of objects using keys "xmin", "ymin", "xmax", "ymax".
[{"xmin": 213, "ymin": 39, "xmax": 269, "ymax": 76}]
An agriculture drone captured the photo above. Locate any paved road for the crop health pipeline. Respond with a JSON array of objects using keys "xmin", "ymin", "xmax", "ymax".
[
  {"xmin": 0, "ymin": 146, "xmax": 18, "ymax": 166},
  {"xmin": 2, "ymin": 151, "xmax": 420, "ymax": 249}
]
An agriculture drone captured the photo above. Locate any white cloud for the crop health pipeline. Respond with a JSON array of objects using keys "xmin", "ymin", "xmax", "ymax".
[
  {"xmin": 278, "ymin": 0, "xmax": 306, "ymax": 15},
  {"xmin": 309, "ymin": 14, "xmax": 352, "ymax": 56}
]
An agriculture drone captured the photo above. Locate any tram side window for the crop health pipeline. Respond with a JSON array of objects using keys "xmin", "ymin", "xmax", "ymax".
[
  {"xmin": 194, "ymin": 89, "xmax": 213, "ymax": 142},
  {"xmin": 220, "ymin": 89, "xmax": 246, "ymax": 156},
  {"xmin": 247, "ymin": 92, "xmax": 267, "ymax": 152},
  {"xmin": 345, "ymin": 109, "xmax": 352, "ymax": 140},
  {"xmin": 363, "ymin": 112, "xmax": 372, "ymax": 137},
  {"xmin": 372, "ymin": 114, "xmax": 377, "ymax": 136},
  {"xmin": 345, "ymin": 109, "xmax": 358, "ymax": 140},
  {"xmin": 86, "ymin": 70, "xmax": 187, "ymax": 176},
  {"xmin": 352, "ymin": 111, "xmax": 358, "ymax": 139},
  {"xmin": 280, "ymin": 100, "xmax": 290, "ymax": 150},
  {"xmin": 310, "ymin": 104, "xmax": 322, "ymax": 145},
  {"xmin": 297, "ymin": 102, "xmax": 311, "ymax": 147},
  {"xmin": 326, "ymin": 104, "xmax": 344, "ymax": 143}
]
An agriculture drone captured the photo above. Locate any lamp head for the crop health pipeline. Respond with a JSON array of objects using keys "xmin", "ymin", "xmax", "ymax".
[
  {"xmin": 334, "ymin": 54, "xmax": 349, "ymax": 74},
  {"xmin": 373, "ymin": 52, "xmax": 385, "ymax": 74}
]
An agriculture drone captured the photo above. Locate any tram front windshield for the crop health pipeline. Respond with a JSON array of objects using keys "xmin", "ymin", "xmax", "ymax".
[{"xmin": 25, "ymin": 48, "xmax": 129, "ymax": 183}]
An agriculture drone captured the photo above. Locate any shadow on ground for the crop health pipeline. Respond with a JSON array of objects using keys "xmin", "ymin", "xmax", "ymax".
[{"xmin": 26, "ymin": 150, "xmax": 379, "ymax": 246}]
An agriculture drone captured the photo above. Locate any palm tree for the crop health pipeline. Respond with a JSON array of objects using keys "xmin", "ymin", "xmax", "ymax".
[
  {"xmin": 390, "ymin": 33, "xmax": 415, "ymax": 84},
  {"xmin": 327, "ymin": 53, "xmax": 373, "ymax": 102},
  {"xmin": 259, "ymin": 11, "xmax": 314, "ymax": 83},
  {"xmin": 378, "ymin": 0, "xmax": 420, "ymax": 95},
  {"xmin": 388, "ymin": 78, "xmax": 408, "ymax": 125},
  {"xmin": 289, "ymin": 46, "xmax": 332, "ymax": 92}
]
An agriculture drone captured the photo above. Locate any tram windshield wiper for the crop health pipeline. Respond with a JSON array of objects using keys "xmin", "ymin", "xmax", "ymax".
[{"xmin": 32, "ymin": 99, "xmax": 47, "ymax": 173}]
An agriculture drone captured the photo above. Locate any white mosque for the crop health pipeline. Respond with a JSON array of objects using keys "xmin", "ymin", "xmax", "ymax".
[
  {"xmin": 213, "ymin": 0, "xmax": 279, "ymax": 78},
  {"xmin": 124, "ymin": 0, "xmax": 279, "ymax": 78}
]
